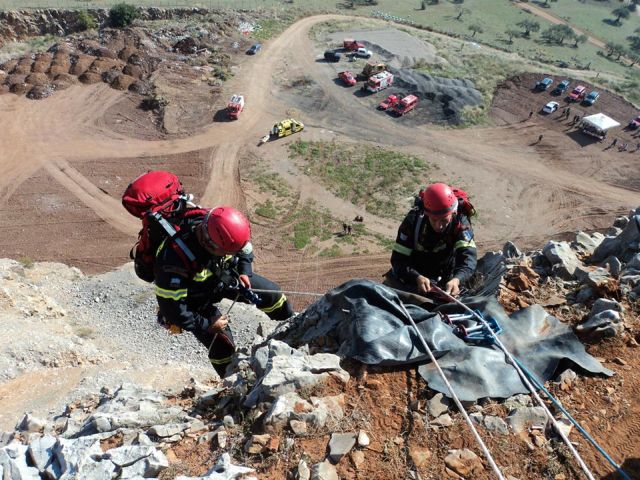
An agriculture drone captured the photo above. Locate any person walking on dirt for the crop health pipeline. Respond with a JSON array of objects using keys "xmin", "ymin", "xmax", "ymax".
[
  {"xmin": 537, "ymin": 134, "xmax": 543, "ymax": 144},
  {"xmin": 384, "ymin": 183, "xmax": 477, "ymax": 299},
  {"xmin": 347, "ymin": 224, "xmax": 352, "ymax": 235},
  {"xmin": 528, "ymin": 110, "xmax": 534, "ymax": 119},
  {"xmin": 565, "ymin": 107, "xmax": 571, "ymax": 119},
  {"xmin": 153, "ymin": 206, "xmax": 293, "ymax": 377}
]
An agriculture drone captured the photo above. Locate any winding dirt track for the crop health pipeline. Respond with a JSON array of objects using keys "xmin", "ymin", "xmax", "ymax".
[{"xmin": 0, "ymin": 14, "xmax": 639, "ymax": 269}]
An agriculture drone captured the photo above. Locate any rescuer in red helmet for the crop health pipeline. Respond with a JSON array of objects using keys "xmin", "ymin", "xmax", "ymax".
[
  {"xmin": 385, "ymin": 182, "xmax": 477, "ymax": 300},
  {"xmin": 153, "ymin": 205, "xmax": 293, "ymax": 377}
]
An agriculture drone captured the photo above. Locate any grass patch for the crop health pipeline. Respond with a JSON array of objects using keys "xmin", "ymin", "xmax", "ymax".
[
  {"xmin": 319, "ymin": 245, "xmax": 342, "ymax": 257},
  {"xmin": 251, "ymin": 17, "xmax": 293, "ymax": 41},
  {"xmin": 254, "ymin": 172, "xmax": 291, "ymax": 197},
  {"xmin": 17, "ymin": 256, "xmax": 35, "ymax": 269},
  {"xmin": 255, "ymin": 200, "xmax": 278, "ymax": 219},
  {"xmin": 290, "ymin": 203, "xmax": 337, "ymax": 249},
  {"xmin": 289, "ymin": 140, "xmax": 432, "ymax": 219}
]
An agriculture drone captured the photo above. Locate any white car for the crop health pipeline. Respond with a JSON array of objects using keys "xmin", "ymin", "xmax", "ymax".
[{"xmin": 542, "ymin": 101, "xmax": 559, "ymax": 114}]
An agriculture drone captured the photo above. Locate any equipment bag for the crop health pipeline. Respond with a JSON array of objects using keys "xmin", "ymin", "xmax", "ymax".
[
  {"xmin": 122, "ymin": 171, "xmax": 206, "ymax": 282},
  {"xmin": 451, "ymin": 187, "xmax": 476, "ymax": 219}
]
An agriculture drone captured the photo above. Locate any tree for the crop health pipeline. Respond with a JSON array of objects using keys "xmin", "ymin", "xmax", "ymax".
[
  {"xmin": 505, "ymin": 29, "xmax": 520, "ymax": 44},
  {"xmin": 109, "ymin": 3, "xmax": 138, "ymax": 28},
  {"xmin": 628, "ymin": 51, "xmax": 640, "ymax": 67},
  {"xmin": 612, "ymin": 6, "xmax": 630, "ymax": 25},
  {"xmin": 468, "ymin": 24, "xmax": 483, "ymax": 37},
  {"xmin": 627, "ymin": 35, "xmax": 640, "ymax": 53},
  {"xmin": 540, "ymin": 24, "xmax": 575, "ymax": 45},
  {"xmin": 455, "ymin": 8, "xmax": 469, "ymax": 20},
  {"xmin": 605, "ymin": 42, "xmax": 625, "ymax": 59},
  {"xmin": 573, "ymin": 33, "xmax": 588, "ymax": 48},
  {"xmin": 420, "ymin": 1, "xmax": 426, "ymax": 10},
  {"xmin": 516, "ymin": 19, "xmax": 540, "ymax": 37},
  {"xmin": 76, "ymin": 10, "xmax": 96, "ymax": 31}
]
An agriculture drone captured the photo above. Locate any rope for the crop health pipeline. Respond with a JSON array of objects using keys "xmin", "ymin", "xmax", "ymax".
[
  {"xmin": 250, "ymin": 288, "xmax": 325, "ymax": 297},
  {"xmin": 395, "ymin": 301, "xmax": 506, "ymax": 480},
  {"xmin": 513, "ymin": 358, "xmax": 632, "ymax": 480},
  {"xmin": 430, "ymin": 285, "xmax": 596, "ymax": 480}
]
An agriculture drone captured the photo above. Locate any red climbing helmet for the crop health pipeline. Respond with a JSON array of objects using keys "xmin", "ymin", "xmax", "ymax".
[
  {"xmin": 422, "ymin": 183, "xmax": 458, "ymax": 218},
  {"xmin": 199, "ymin": 206, "xmax": 251, "ymax": 254}
]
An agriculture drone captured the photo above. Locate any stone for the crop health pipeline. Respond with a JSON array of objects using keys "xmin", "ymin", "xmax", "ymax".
[
  {"xmin": 503, "ymin": 394, "xmax": 532, "ymax": 411},
  {"xmin": 483, "ymin": 416, "xmax": 508, "ymax": 435},
  {"xmin": 590, "ymin": 298, "xmax": 623, "ymax": 316},
  {"xmin": 27, "ymin": 434, "xmax": 56, "ymax": 472},
  {"xmin": 289, "ymin": 420, "xmax": 307, "ymax": 436},
  {"xmin": 543, "ymin": 241, "xmax": 581, "ymax": 279},
  {"xmin": 557, "ymin": 369, "xmax": 577, "ymax": 389},
  {"xmin": 444, "ymin": 448, "xmax": 484, "ymax": 477},
  {"xmin": 506, "ymin": 407, "xmax": 548, "ymax": 434},
  {"xmin": 575, "ymin": 286, "xmax": 595, "ymax": 304},
  {"xmin": 244, "ymin": 434, "xmax": 271, "ymax": 454},
  {"xmin": 175, "ymin": 452, "xmax": 254, "ymax": 480},
  {"xmin": 222, "ymin": 415, "xmax": 235, "ymax": 429},
  {"xmin": 297, "ymin": 459, "xmax": 311, "ymax": 480},
  {"xmin": 17, "ymin": 414, "xmax": 47, "ymax": 433},
  {"xmin": 431, "ymin": 414, "xmax": 453, "ymax": 428},
  {"xmin": 328, "ymin": 432, "xmax": 357, "ymax": 464},
  {"xmin": 427, "ymin": 393, "xmax": 450, "ymax": 418},
  {"xmin": 357, "ymin": 430, "xmax": 370, "ymax": 447},
  {"xmin": 592, "ymin": 215, "xmax": 640, "ymax": 263},
  {"xmin": 574, "ymin": 231, "xmax": 603, "ymax": 254},
  {"xmin": 574, "ymin": 266, "xmax": 611, "ymax": 290},
  {"xmin": 502, "ymin": 241, "xmax": 522, "ymax": 259},
  {"xmin": 603, "ymin": 256, "xmax": 622, "ymax": 277},
  {"xmin": 575, "ymin": 310, "xmax": 623, "ymax": 338},
  {"xmin": 310, "ymin": 460, "xmax": 339, "ymax": 480},
  {"xmin": 408, "ymin": 446, "xmax": 431, "ymax": 467},
  {"xmin": 216, "ymin": 430, "xmax": 227, "ymax": 449},
  {"xmin": 350, "ymin": 450, "xmax": 365, "ymax": 468},
  {"xmin": 186, "ymin": 419, "xmax": 207, "ymax": 433},
  {"xmin": 148, "ymin": 423, "xmax": 188, "ymax": 438}
]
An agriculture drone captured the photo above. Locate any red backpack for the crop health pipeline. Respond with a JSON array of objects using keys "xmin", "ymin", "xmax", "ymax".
[
  {"xmin": 451, "ymin": 187, "xmax": 476, "ymax": 220},
  {"xmin": 122, "ymin": 171, "xmax": 207, "ymax": 282}
]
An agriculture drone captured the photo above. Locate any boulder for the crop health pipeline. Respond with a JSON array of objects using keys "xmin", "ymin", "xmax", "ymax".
[{"xmin": 543, "ymin": 241, "xmax": 581, "ymax": 279}]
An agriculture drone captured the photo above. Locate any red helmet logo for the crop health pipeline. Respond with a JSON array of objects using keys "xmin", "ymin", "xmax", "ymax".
[
  {"xmin": 422, "ymin": 183, "xmax": 458, "ymax": 218},
  {"xmin": 200, "ymin": 206, "xmax": 251, "ymax": 254}
]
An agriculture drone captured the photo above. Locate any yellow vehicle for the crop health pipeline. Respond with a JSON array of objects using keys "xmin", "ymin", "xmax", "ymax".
[
  {"xmin": 271, "ymin": 118, "xmax": 304, "ymax": 138},
  {"xmin": 361, "ymin": 62, "xmax": 386, "ymax": 79}
]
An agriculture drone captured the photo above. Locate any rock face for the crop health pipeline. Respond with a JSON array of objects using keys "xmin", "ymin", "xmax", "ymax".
[{"xmin": 0, "ymin": 8, "xmax": 210, "ymax": 46}]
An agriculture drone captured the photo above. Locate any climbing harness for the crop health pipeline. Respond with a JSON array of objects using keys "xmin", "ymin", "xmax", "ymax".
[{"xmin": 430, "ymin": 284, "xmax": 597, "ymax": 480}]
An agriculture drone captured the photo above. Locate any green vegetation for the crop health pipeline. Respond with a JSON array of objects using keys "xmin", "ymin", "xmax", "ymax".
[
  {"xmin": 109, "ymin": 3, "xmax": 138, "ymax": 28},
  {"xmin": 17, "ymin": 256, "xmax": 34, "ymax": 269},
  {"xmin": 251, "ymin": 17, "xmax": 294, "ymax": 41},
  {"xmin": 290, "ymin": 203, "xmax": 336, "ymax": 249},
  {"xmin": 255, "ymin": 199, "xmax": 278, "ymax": 219},
  {"xmin": 289, "ymin": 140, "xmax": 431, "ymax": 219},
  {"xmin": 76, "ymin": 10, "xmax": 97, "ymax": 31}
]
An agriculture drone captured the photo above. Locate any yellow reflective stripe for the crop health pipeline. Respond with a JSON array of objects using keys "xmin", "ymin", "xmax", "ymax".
[
  {"xmin": 454, "ymin": 239, "xmax": 477, "ymax": 250},
  {"xmin": 260, "ymin": 294, "xmax": 287, "ymax": 314},
  {"xmin": 156, "ymin": 238, "xmax": 167, "ymax": 257},
  {"xmin": 193, "ymin": 268, "xmax": 214, "ymax": 282},
  {"xmin": 210, "ymin": 356, "xmax": 232, "ymax": 365},
  {"xmin": 155, "ymin": 286, "xmax": 188, "ymax": 300},
  {"xmin": 392, "ymin": 243, "xmax": 412, "ymax": 256}
]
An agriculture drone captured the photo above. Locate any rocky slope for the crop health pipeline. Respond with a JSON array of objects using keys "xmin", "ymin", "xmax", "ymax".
[{"xmin": 0, "ymin": 208, "xmax": 639, "ymax": 479}]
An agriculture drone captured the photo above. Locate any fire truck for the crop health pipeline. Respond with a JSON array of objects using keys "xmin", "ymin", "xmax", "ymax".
[
  {"xmin": 393, "ymin": 94, "xmax": 418, "ymax": 116},
  {"xmin": 226, "ymin": 94, "xmax": 244, "ymax": 120},
  {"xmin": 366, "ymin": 71, "xmax": 394, "ymax": 93}
]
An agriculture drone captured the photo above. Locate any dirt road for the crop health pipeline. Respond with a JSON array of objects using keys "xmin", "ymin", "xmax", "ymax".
[{"xmin": 0, "ymin": 14, "xmax": 639, "ymax": 275}]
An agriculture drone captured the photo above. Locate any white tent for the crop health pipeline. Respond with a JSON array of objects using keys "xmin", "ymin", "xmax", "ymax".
[{"xmin": 582, "ymin": 113, "xmax": 620, "ymax": 131}]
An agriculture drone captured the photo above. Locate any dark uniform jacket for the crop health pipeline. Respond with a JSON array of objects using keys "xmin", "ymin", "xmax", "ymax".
[
  {"xmin": 390, "ymin": 207, "xmax": 477, "ymax": 285},
  {"xmin": 153, "ymin": 217, "xmax": 253, "ymax": 334}
]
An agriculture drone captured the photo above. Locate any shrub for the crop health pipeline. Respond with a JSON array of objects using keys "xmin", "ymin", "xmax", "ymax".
[
  {"xmin": 109, "ymin": 3, "xmax": 138, "ymax": 28},
  {"xmin": 76, "ymin": 11, "xmax": 97, "ymax": 31}
]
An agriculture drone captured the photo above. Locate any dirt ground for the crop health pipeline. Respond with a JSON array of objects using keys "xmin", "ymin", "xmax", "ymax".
[{"xmin": 1, "ymin": 13, "xmax": 640, "ymax": 478}]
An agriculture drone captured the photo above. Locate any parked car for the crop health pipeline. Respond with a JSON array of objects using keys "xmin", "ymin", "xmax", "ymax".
[
  {"xmin": 542, "ymin": 101, "xmax": 560, "ymax": 114},
  {"xmin": 568, "ymin": 85, "xmax": 587, "ymax": 102},
  {"xmin": 246, "ymin": 43, "xmax": 261, "ymax": 55},
  {"xmin": 378, "ymin": 94, "xmax": 399, "ymax": 110},
  {"xmin": 324, "ymin": 50, "xmax": 342, "ymax": 62},
  {"xmin": 628, "ymin": 115, "xmax": 640, "ymax": 130},
  {"xmin": 552, "ymin": 80, "xmax": 570, "ymax": 95},
  {"xmin": 582, "ymin": 91, "xmax": 600, "ymax": 106},
  {"xmin": 393, "ymin": 94, "xmax": 419, "ymax": 116},
  {"xmin": 338, "ymin": 70, "xmax": 356, "ymax": 86},
  {"xmin": 354, "ymin": 47, "xmax": 372, "ymax": 59},
  {"xmin": 535, "ymin": 77, "xmax": 553, "ymax": 91}
]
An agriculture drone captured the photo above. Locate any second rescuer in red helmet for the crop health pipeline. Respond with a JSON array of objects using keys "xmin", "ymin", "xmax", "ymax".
[
  {"xmin": 385, "ymin": 182, "xmax": 477, "ymax": 299},
  {"xmin": 154, "ymin": 205, "xmax": 293, "ymax": 377}
]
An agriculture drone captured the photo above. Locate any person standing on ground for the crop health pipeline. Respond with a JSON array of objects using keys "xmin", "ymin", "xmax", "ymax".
[
  {"xmin": 154, "ymin": 206, "xmax": 293, "ymax": 376},
  {"xmin": 384, "ymin": 183, "xmax": 477, "ymax": 298}
]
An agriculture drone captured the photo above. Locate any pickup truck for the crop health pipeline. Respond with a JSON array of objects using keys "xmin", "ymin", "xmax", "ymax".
[{"xmin": 354, "ymin": 47, "xmax": 372, "ymax": 59}]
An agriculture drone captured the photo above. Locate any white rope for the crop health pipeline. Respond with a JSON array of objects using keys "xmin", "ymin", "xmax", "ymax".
[
  {"xmin": 430, "ymin": 285, "xmax": 596, "ymax": 480},
  {"xmin": 395, "ymin": 301, "xmax": 506, "ymax": 480},
  {"xmin": 251, "ymin": 288, "xmax": 325, "ymax": 297}
]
